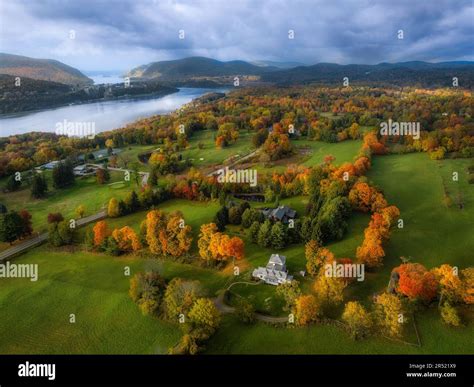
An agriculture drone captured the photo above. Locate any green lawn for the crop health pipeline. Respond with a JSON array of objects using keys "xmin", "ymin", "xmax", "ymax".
[
  {"xmin": 180, "ymin": 129, "xmax": 254, "ymax": 168},
  {"xmin": 0, "ymin": 171, "xmax": 133, "ymax": 234},
  {"xmin": 362, "ymin": 153, "xmax": 474, "ymax": 295},
  {"xmin": 206, "ymin": 309, "xmax": 473, "ymax": 354}
]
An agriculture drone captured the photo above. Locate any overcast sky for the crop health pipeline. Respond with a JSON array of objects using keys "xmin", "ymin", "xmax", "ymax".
[{"xmin": 0, "ymin": 0, "xmax": 472, "ymax": 73}]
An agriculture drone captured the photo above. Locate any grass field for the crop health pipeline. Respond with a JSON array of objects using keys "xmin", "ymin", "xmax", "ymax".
[
  {"xmin": 206, "ymin": 309, "xmax": 473, "ymax": 354},
  {"xmin": 363, "ymin": 153, "xmax": 474, "ymax": 295},
  {"xmin": 180, "ymin": 129, "xmax": 255, "ymax": 168},
  {"xmin": 0, "ymin": 171, "xmax": 133, "ymax": 234}
]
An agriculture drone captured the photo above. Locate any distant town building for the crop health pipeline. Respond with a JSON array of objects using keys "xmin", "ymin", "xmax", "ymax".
[
  {"xmin": 77, "ymin": 148, "xmax": 122, "ymax": 163},
  {"xmin": 36, "ymin": 160, "xmax": 60, "ymax": 170},
  {"xmin": 252, "ymin": 254, "xmax": 293, "ymax": 285},
  {"xmin": 261, "ymin": 205, "xmax": 296, "ymax": 224},
  {"xmin": 73, "ymin": 164, "xmax": 97, "ymax": 176}
]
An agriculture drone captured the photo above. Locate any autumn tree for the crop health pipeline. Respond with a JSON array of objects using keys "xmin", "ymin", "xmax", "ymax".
[
  {"xmin": 198, "ymin": 223, "xmax": 219, "ymax": 263},
  {"xmin": 165, "ymin": 213, "xmax": 193, "ymax": 257},
  {"xmin": 294, "ymin": 295, "xmax": 320, "ymax": 326},
  {"xmin": 107, "ymin": 197, "xmax": 120, "ymax": 217},
  {"xmin": 313, "ymin": 272, "xmax": 346, "ymax": 306},
  {"xmin": 47, "ymin": 212, "xmax": 64, "ymax": 224},
  {"xmin": 394, "ymin": 263, "xmax": 438, "ymax": 302},
  {"xmin": 306, "ymin": 244, "xmax": 335, "ymax": 277},
  {"xmin": 18, "ymin": 209, "xmax": 33, "ymax": 238},
  {"xmin": 163, "ymin": 278, "xmax": 202, "ymax": 322},
  {"xmin": 374, "ymin": 293, "xmax": 406, "ymax": 337},
  {"xmin": 431, "ymin": 264, "xmax": 463, "ymax": 304},
  {"xmin": 342, "ymin": 301, "xmax": 373, "ymax": 339},
  {"xmin": 96, "ymin": 168, "xmax": 110, "ymax": 184},
  {"xmin": 262, "ymin": 132, "xmax": 293, "ymax": 160},
  {"xmin": 93, "ymin": 220, "xmax": 110, "ymax": 247},
  {"xmin": 188, "ymin": 298, "xmax": 221, "ymax": 333},
  {"xmin": 75, "ymin": 205, "xmax": 86, "ymax": 219},
  {"xmin": 145, "ymin": 209, "xmax": 167, "ymax": 255},
  {"xmin": 440, "ymin": 302, "xmax": 461, "ymax": 327},
  {"xmin": 460, "ymin": 268, "xmax": 474, "ymax": 304},
  {"xmin": 111, "ymin": 226, "xmax": 142, "ymax": 253}
]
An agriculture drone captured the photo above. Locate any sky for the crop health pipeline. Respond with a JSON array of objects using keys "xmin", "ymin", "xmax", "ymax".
[{"xmin": 0, "ymin": 0, "xmax": 473, "ymax": 73}]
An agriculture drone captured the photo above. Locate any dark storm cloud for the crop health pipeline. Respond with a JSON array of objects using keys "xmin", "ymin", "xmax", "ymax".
[{"xmin": 1, "ymin": 0, "xmax": 472, "ymax": 71}]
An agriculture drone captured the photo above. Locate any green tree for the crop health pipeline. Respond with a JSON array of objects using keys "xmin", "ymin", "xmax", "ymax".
[
  {"xmin": 5, "ymin": 174, "xmax": 21, "ymax": 192},
  {"xmin": 257, "ymin": 220, "xmax": 272, "ymax": 248},
  {"xmin": 163, "ymin": 278, "xmax": 202, "ymax": 322},
  {"xmin": 276, "ymin": 280, "xmax": 301, "ymax": 311},
  {"xmin": 270, "ymin": 221, "xmax": 287, "ymax": 249},
  {"xmin": 129, "ymin": 271, "xmax": 166, "ymax": 316},
  {"xmin": 124, "ymin": 190, "xmax": 140, "ymax": 213},
  {"xmin": 0, "ymin": 211, "xmax": 24, "ymax": 244},
  {"xmin": 235, "ymin": 298, "xmax": 255, "ymax": 324},
  {"xmin": 213, "ymin": 206, "xmax": 228, "ymax": 231},
  {"xmin": 228, "ymin": 206, "xmax": 242, "ymax": 225},
  {"xmin": 248, "ymin": 221, "xmax": 261, "ymax": 244},
  {"xmin": 31, "ymin": 173, "xmax": 48, "ymax": 198},
  {"xmin": 52, "ymin": 160, "xmax": 75, "ymax": 189},
  {"xmin": 188, "ymin": 298, "xmax": 221, "ymax": 333},
  {"xmin": 48, "ymin": 220, "xmax": 75, "ymax": 247}
]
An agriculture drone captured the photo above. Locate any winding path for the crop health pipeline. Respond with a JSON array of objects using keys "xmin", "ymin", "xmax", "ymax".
[{"xmin": 213, "ymin": 281, "xmax": 289, "ymax": 324}]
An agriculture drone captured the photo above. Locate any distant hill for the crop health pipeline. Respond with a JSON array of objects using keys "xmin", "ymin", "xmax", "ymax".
[
  {"xmin": 128, "ymin": 57, "xmax": 474, "ymax": 88},
  {"xmin": 251, "ymin": 60, "xmax": 305, "ymax": 69},
  {"xmin": 261, "ymin": 61, "xmax": 474, "ymax": 88},
  {"xmin": 127, "ymin": 56, "xmax": 279, "ymax": 81},
  {"xmin": 0, "ymin": 53, "xmax": 93, "ymax": 86}
]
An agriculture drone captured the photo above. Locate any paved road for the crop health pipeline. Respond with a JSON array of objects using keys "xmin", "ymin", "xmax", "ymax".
[{"xmin": 0, "ymin": 210, "xmax": 107, "ymax": 262}]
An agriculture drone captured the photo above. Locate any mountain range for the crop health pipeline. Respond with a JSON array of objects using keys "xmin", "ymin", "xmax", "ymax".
[
  {"xmin": 127, "ymin": 57, "xmax": 474, "ymax": 88},
  {"xmin": 1, "ymin": 53, "xmax": 473, "ymax": 90}
]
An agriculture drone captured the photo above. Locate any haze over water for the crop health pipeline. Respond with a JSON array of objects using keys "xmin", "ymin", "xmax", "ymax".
[{"xmin": 0, "ymin": 88, "xmax": 224, "ymax": 137}]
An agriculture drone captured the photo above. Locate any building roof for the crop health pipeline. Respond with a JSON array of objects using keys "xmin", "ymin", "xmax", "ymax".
[
  {"xmin": 262, "ymin": 205, "xmax": 296, "ymax": 222},
  {"xmin": 252, "ymin": 254, "xmax": 292, "ymax": 285}
]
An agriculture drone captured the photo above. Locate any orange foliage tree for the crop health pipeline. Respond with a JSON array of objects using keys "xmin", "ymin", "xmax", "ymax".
[
  {"xmin": 93, "ymin": 220, "xmax": 110, "ymax": 247},
  {"xmin": 112, "ymin": 226, "xmax": 141, "ymax": 253},
  {"xmin": 394, "ymin": 263, "xmax": 438, "ymax": 302}
]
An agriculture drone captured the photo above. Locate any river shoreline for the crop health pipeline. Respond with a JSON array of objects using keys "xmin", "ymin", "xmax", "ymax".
[{"xmin": 0, "ymin": 87, "xmax": 227, "ymax": 138}]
